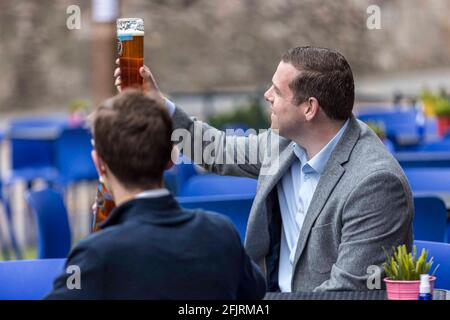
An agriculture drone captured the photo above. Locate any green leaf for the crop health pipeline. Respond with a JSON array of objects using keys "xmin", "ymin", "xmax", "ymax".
[{"xmin": 382, "ymin": 244, "xmax": 436, "ymax": 280}]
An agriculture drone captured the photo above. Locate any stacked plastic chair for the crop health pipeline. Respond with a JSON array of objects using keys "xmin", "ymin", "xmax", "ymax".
[
  {"xmin": 2, "ymin": 116, "xmax": 67, "ymax": 258},
  {"xmin": 53, "ymin": 127, "xmax": 98, "ymax": 189},
  {"xmin": 25, "ymin": 188, "xmax": 71, "ymax": 259}
]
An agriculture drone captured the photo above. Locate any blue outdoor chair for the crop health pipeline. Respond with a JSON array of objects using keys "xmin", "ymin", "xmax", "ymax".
[
  {"xmin": 404, "ymin": 168, "xmax": 450, "ymax": 192},
  {"xmin": 177, "ymin": 175, "xmax": 256, "ymax": 240},
  {"xmin": 414, "ymin": 240, "xmax": 450, "ymax": 290},
  {"xmin": 54, "ymin": 127, "xmax": 97, "ymax": 187},
  {"xmin": 419, "ymin": 137, "xmax": 450, "ymax": 152},
  {"xmin": 0, "ymin": 129, "xmax": 21, "ymax": 260},
  {"xmin": 357, "ymin": 108, "xmax": 437, "ymax": 151},
  {"xmin": 2, "ymin": 117, "xmax": 69, "ymax": 258},
  {"xmin": 52, "ymin": 127, "xmax": 97, "ymax": 234},
  {"xmin": 448, "ymin": 223, "xmax": 450, "ymax": 244},
  {"xmin": 395, "ymin": 151, "xmax": 450, "ymax": 168},
  {"xmin": 0, "ymin": 258, "xmax": 66, "ymax": 300},
  {"xmin": 179, "ymin": 174, "xmax": 257, "ymax": 197},
  {"xmin": 25, "ymin": 188, "xmax": 71, "ymax": 259},
  {"xmin": 0, "ymin": 181, "xmax": 22, "ymax": 260},
  {"xmin": 177, "ymin": 194, "xmax": 254, "ymax": 241},
  {"xmin": 164, "ymin": 156, "xmax": 199, "ymax": 195},
  {"xmin": 5, "ymin": 116, "xmax": 68, "ymax": 186},
  {"xmin": 0, "ymin": 179, "xmax": 12, "ymax": 260},
  {"xmin": 357, "ymin": 108, "xmax": 417, "ymax": 139},
  {"xmin": 413, "ymin": 197, "xmax": 448, "ymax": 243}
]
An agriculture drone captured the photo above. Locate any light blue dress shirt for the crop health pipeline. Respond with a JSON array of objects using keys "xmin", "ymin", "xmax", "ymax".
[
  {"xmin": 135, "ymin": 188, "xmax": 170, "ymax": 199},
  {"xmin": 166, "ymin": 99, "xmax": 176, "ymax": 116},
  {"xmin": 277, "ymin": 120, "xmax": 349, "ymax": 292}
]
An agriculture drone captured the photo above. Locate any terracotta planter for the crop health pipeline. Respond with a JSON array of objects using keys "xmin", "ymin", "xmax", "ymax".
[
  {"xmin": 384, "ymin": 277, "xmax": 435, "ymax": 300},
  {"xmin": 437, "ymin": 116, "xmax": 450, "ymax": 136}
]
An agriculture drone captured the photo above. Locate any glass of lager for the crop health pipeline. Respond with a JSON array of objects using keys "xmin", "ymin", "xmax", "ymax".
[
  {"xmin": 117, "ymin": 18, "xmax": 144, "ymax": 89},
  {"xmin": 92, "ymin": 178, "xmax": 116, "ymax": 232}
]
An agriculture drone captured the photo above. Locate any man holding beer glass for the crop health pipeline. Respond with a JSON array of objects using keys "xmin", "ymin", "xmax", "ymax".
[{"xmin": 115, "ymin": 45, "xmax": 413, "ymax": 293}]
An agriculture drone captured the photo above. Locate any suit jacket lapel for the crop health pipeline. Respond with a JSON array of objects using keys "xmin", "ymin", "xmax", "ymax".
[
  {"xmin": 291, "ymin": 160, "xmax": 345, "ymax": 268},
  {"xmin": 259, "ymin": 143, "xmax": 297, "ymax": 199},
  {"xmin": 291, "ymin": 115, "xmax": 361, "ymax": 271},
  {"xmin": 245, "ymin": 139, "xmax": 296, "ymax": 262}
]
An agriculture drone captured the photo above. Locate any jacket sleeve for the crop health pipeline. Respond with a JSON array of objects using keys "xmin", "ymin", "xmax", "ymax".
[
  {"xmin": 44, "ymin": 242, "xmax": 104, "ymax": 300},
  {"xmin": 171, "ymin": 105, "xmax": 274, "ymax": 179},
  {"xmin": 314, "ymin": 170, "xmax": 413, "ymax": 292}
]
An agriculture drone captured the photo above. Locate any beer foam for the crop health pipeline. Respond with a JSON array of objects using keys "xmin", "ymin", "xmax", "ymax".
[
  {"xmin": 117, "ymin": 29, "xmax": 144, "ymax": 37},
  {"xmin": 117, "ymin": 18, "xmax": 144, "ymax": 37}
]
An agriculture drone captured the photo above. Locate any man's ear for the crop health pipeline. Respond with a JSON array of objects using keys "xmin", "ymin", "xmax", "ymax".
[
  {"xmin": 304, "ymin": 97, "xmax": 320, "ymax": 121},
  {"xmin": 91, "ymin": 150, "xmax": 107, "ymax": 176},
  {"xmin": 165, "ymin": 159, "xmax": 174, "ymax": 171}
]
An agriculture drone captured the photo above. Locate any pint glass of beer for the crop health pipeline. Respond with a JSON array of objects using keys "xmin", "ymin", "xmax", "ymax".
[
  {"xmin": 92, "ymin": 179, "xmax": 116, "ymax": 232},
  {"xmin": 117, "ymin": 18, "xmax": 144, "ymax": 89}
]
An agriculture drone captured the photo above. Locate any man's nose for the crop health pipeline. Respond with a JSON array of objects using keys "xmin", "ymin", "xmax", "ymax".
[{"xmin": 264, "ymin": 87, "xmax": 272, "ymax": 102}]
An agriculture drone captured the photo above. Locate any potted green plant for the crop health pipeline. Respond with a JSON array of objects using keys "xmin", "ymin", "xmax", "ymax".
[
  {"xmin": 419, "ymin": 89, "xmax": 439, "ymax": 117},
  {"xmin": 68, "ymin": 99, "xmax": 89, "ymax": 127},
  {"xmin": 435, "ymin": 97, "xmax": 450, "ymax": 136},
  {"xmin": 208, "ymin": 99, "xmax": 270, "ymax": 131},
  {"xmin": 383, "ymin": 245, "xmax": 439, "ymax": 300}
]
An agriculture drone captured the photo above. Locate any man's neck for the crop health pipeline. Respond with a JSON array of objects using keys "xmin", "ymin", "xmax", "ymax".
[
  {"xmin": 293, "ymin": 120, "xmax": 346, "ymax": 159},
  {"xmin": 111, "ymin": 181, "xmax": 164, "ymax": 206}
]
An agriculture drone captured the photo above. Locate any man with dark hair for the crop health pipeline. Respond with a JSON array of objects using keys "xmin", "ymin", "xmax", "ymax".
[
  {"xmin": 115, "ymin": 46, "xmax": 413, "ymax": 292},
  {"xmin": 280, "ymin": 47, "xmax": 354, "ymax": 120},
  {"xmin": 45, "ymin": 90, "xmax": 266, "ymax": 299}
]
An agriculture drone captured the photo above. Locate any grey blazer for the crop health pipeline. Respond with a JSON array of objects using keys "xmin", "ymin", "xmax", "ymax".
[{"xmin": 172, "ymin": 106, "xmax": 414, "ymax": 292}]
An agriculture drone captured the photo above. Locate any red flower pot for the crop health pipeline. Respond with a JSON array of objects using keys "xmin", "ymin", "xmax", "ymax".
[{"xmin": 437, "ymin": 116, "xmax": 450, "ymax": 136}]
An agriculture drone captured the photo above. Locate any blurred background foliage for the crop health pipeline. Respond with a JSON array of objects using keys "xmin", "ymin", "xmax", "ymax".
[
  {"xmin": 1, "ymin": 0, "xmax": 450, "ymax": 112},
  {"xmin": 208, "ymin": 98, "xmax": 270, "ymax": 130}
]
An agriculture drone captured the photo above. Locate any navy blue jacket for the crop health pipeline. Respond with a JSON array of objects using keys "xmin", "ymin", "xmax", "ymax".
[{"xmin": 45, "ymin": 194, "xmax": 266, "ymax": 299}]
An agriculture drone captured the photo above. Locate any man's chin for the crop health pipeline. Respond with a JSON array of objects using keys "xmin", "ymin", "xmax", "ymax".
[{"xmin": 270, "ymin": 124, "xmax": 281, "ymax": 135}]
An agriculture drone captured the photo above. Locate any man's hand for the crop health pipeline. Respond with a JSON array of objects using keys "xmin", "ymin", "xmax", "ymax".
[{"xmin": 114, "ymin": 59, "xmax": 166, "ymax": 106}]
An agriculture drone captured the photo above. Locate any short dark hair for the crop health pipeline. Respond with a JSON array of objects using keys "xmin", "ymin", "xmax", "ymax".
[
  {"xmin": 90, "ymin": 89, "xmax": 173, "ymax": 189},
  {"xmin": 281, "ymin": 46, "xmax": 355, "ymax": 120}
]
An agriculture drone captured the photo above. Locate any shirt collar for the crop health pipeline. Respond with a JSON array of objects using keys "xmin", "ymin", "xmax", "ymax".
[
  {"xmin": 135, "ymin": 188, "xmax": 170, "ymax": 199},
  {"xmin": 293, "ymin": 119, "xmax": 349, "ymax": 175},
  {"xmin": 100, "ymin": 193, "xmax": 187, "ymax": 230}
]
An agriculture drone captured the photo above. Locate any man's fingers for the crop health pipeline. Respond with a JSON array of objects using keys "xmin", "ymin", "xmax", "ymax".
[
  {"xmin": 114, "ymin": 63, "xmax": 159, "ymax": 94},
  {"xmin": 115, "ymin": 58, "xmax": 120, "ymax": 65},
  {"xmin": 114, "ymin": 61, "xmax": 121, "ymax": 92},
  {"xmin": 139, "ymin": 66, "xmax": 150, "ymax": 80},
  {"xmin": 140, "ymin": 65, "xmax": 160, "ymax": 90},
  {"xmin": 114, "ymin": 76, "xmax": 121, "ymax": 87},
  {"xmin": 115, "ymin": 76, "xmax": 122, "ymax": 92}
]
